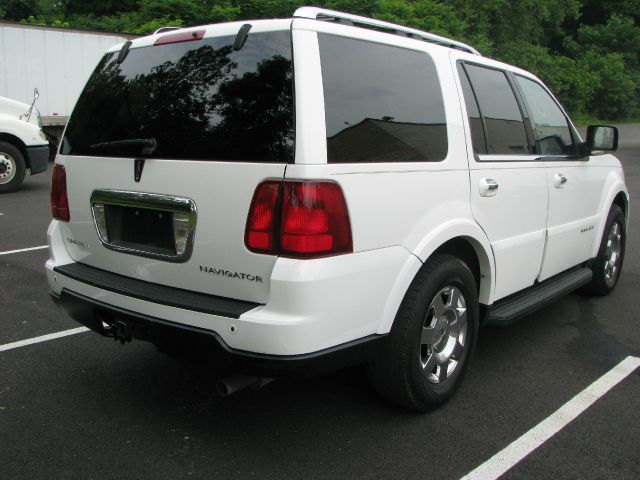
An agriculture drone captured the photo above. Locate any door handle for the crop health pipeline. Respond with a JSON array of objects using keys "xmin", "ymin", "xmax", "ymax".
[
  {"xmin": 554, "ymin": 173, "xmax": 567, "ymax": 188},
  {"xmin": 479, "ymin": 177, "xmax": 499, "ymax": 197}
]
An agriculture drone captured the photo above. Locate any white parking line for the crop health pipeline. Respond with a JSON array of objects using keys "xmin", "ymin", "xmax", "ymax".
[
  {"xmin": 0, "ymin": 327, "xmax": 89, "ymax": 353},
  {"xmin": 460, "ymin": 355, "xmax": 640, "ymax": 480},
  {"xmin": 0, "ymin": 245, "xmax": 48, "ymax": 256}
]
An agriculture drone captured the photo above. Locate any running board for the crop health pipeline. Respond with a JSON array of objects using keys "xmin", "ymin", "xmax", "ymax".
[{"xmin": 486, "ymin": 267, "xmax": 593, "ymax": 326}]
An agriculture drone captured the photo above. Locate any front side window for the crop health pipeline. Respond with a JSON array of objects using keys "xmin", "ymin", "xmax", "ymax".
[
  {"xmin": 515, "ymin": 76, "xmax": 575, "ymax": 156},
  {"xmin": 464, "ymin": 64, "xmax": 529, "ymax": 155},
  {"xmin": 61, "ymin": 30, "xmax": 294, "ymax": 162},
  {"xmin": 318, "ymin": 34, "xmax": 448, "ymax": 163}
]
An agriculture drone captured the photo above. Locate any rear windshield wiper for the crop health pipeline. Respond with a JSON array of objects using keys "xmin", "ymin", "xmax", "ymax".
[{"xmin": 90, "ymin": 138, "xmax": 157, "ymax": 155}]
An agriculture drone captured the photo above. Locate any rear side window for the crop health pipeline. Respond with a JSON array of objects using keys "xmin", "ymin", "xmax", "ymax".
[
  {"xmin": 457, "ymin": 64, "xmax": 487, "ymax": 155},
  {"xmin": 61, "ymin": 30, "xmax": 294, "ymax": 162},
  {"xmin": 318, "ymin": 34, "xmax": 447, "ymax": 163},
  {"xmin": 515, "ymin": 76, "xmax": 575, "ymax": 156},
  {"xmin": 464, "ymin": 64, "xmax": 529, "ymax": 155}
]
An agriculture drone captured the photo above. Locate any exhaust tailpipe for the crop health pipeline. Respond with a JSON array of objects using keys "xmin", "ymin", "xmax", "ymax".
[{"xmin": 216, "ymin": 375, "xmax": 274, "ymax": 397}]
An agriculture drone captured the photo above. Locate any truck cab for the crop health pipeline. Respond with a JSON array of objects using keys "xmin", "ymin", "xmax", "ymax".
[{"xmin": 0, "ymin": 90, "xmax": 50, "ymax": 193}]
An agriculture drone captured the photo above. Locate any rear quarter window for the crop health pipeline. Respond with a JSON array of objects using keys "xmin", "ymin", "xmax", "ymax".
[
  {"xmin": 318, "ymin": 34, "xmax": 447, "ymax": 163},
  {"xmin": 61, "ymin": 30, "xmax": 294, "ymax": 162}
]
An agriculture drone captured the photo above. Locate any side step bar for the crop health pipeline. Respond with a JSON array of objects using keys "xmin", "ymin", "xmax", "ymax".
[{"xmin": 486, "ymin": 267, "xmax": 593, "ymax": 326}]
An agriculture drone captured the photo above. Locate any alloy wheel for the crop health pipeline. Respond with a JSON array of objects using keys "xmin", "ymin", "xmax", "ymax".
[{"xmin": 420, "ymin": 286, "xmax": 468, "ymax": 384}]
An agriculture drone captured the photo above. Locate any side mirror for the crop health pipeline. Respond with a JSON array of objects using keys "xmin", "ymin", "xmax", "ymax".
[
  {"xmin": 33, "ymin": 88, "xmax": 40, "ymax": 100},
  {"xmin": 587, "ymin": 125, "xmax": 618, "ymax": 153}
]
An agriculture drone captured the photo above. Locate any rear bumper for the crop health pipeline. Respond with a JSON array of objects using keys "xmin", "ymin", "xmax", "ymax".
[
  {"xmin": 51, "ymin": 288, "xmax": 387, "ymax": 378},
  {"xmin": 53, "ymin": 262, "xmax": 261, "ymax": 318},
  {"xmin": 47, "ymin": 219, "xmax": 420, "ymax": 360},
  {"xmin": 26, "ymin": 145, "xmax": 49, "ymax": 174}
]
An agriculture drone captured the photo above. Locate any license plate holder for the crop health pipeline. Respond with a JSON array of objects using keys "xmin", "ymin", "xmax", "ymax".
[{"xmin": 90, "ymin": 190, "xmax": 197, "ymax": 262}]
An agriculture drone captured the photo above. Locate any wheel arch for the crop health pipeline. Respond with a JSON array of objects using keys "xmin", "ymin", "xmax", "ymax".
[
  {"xmin": 0, "ymin": 133, "xmax": 29, "ymax": 168},
  {"xmin": 432, "ymin": 237, "xmax": 491, "ymax": 304},
  {"xmin": 377, "ymin": 221, "xmax": 495, "ymax": 335},
  {"xmin": 413, "ymin": 220, "xmax": 494, "ymax": 304},
  {"xmin": 612, "ymin": 190, "xmax": 628, "ymax": 223},
  {"xmin": 591, "ymin": 181, "xmax": 629, "ymax": 259}
]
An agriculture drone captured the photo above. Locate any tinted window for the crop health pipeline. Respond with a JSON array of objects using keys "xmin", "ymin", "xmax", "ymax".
[
  {"xmin": 465, "ymin": 64, "xmax": 529, "ymax": 155},
  {"xmin": 318, "ymin": 34, "xmax": 447, "ymax": 163},
  {"xmin": 515, "ymin": 76, "xmax": 574, "ymax": 155},
  {"xmin": 457, "ymin": 64, "xmax": 487, "ymax": 154},
  {"xmin": 62, "ymin": 31, "xmax": 294, "ymax": 162}
]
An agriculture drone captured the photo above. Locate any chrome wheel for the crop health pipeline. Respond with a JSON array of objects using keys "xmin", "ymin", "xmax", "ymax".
[
  {"xmin": 368, "ymin": 255, "xmax": 479, "ymax": 410},
  {"xmin": 420, "ymin": 286, "xmax": 467, "ymax": 384},
  {"xmin": 604, "ymin": 221, "xmax": 622, "ymax": 286},
  {"xmin": 0, "ymin": 152, "xmax": 16, "ymax": 185}
]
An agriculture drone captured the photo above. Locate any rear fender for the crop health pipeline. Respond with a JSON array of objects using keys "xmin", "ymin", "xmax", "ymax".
[{"xmin": 377, "ymin": 219, "xmax": 495, "ymax": 334}]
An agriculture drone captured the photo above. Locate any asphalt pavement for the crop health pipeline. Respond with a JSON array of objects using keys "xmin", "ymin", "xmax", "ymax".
[{"xmin": 0, "ymin": 126, "xmax": 639, "ymax": 480}]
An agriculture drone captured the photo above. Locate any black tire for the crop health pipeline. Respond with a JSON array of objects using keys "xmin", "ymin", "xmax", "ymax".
[
  {"xmin": 0, "ymin": 141, "xmax": 27, "ymax": 193},
  {"xmin": 368, "ymin": 254, "xmax": 479, "ymax": 411},
  {"xmin": 583, "ymin": 205, "xmax": 626, "ymax": 296}
]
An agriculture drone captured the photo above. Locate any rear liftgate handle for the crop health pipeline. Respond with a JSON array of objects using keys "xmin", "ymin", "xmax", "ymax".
[{"xmin": 479, "ymin": 177, "xmax": 499, "ymax": 197}]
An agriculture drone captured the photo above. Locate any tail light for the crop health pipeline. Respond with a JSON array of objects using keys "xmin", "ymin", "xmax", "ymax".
[
  {"xmin": 51, "ymin": 164, "xmax": 70, "ymax": 221},
  {"xmin": 245, "ymin": 180, "xmax": 352, "ymax": 258},
  {"xmin": 245, "ymin": 180, "xmax": 281, "ymax": 254}
]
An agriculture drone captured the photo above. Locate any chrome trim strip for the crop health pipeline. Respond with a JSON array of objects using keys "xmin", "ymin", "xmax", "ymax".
[{"xmin": 477, "ymin": 154, "xmax": 540, "ymax": 162}]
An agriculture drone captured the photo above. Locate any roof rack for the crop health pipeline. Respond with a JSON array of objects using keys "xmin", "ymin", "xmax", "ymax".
[{"xmin": 293, "ymin": 7, "xmax": 481, "ymax": 56}]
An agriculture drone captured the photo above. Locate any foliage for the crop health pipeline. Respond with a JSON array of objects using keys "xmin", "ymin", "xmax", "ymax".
[{"xmin": 2, "ymin": 0, "xmax": 639, "ymax": 120}]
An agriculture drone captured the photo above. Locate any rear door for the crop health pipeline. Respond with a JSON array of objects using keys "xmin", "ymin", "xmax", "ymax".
[
  {"xmin": 57, "ymin": 22, "xmax": 294, "ymax": 304},
  {"xmin": 457, "ymin": 61, "xmax": 548, "ymax": 301}
]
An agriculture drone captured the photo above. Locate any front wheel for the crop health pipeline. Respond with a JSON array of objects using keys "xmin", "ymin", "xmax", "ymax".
[
  {"xmin": 0, "ymin": 141, "xmax": 27, "ymax": 193},
  {"xmin": 368, "ymin": 254, "xmax": 479, "ymax": 411},
  {"xmin": 583, "ymin": 205, "xmax": 626, "ymax": 296}
]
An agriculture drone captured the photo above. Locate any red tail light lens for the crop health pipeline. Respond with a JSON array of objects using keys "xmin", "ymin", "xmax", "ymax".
[
  {"xmin": 51, "ymin": 164, "xmax": 70, "ymax": 222},
  {"xmin": 245, "ymin": 180, "xmax": 281, "ymax": 254},
  {"xmin": 245, "ymin": 180, "xmax": 352, "ymax": 258},
  {"xmin": 154, "ymin": 29, "xmax": 205, "ymax": 46},
  {"xmin": 280, "ymin": 182, "xmax": 352, "ymax": 257}
]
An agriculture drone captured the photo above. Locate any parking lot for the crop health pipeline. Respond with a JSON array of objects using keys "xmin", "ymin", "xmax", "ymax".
[{"xmin": 1, "ymin": 126, "xmax": 639, "ymax": 480}]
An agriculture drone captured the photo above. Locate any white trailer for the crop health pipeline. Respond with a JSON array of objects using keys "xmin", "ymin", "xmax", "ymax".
[{"xmin": 0, "ymin": 22, "xmax": 133, "ymax": 129}]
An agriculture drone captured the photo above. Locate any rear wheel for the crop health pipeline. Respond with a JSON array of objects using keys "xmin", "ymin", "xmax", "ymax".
[
  {"xmin": 368, "ymin": 254, "xmax": 479, "ymax": 411},
  {"xmin": 583, "ymin": 205, "xmax": 626, "ymax": 296},
  {"xmin": 0, "ymin": 141, "xmax": 26, "ymax": 193}
]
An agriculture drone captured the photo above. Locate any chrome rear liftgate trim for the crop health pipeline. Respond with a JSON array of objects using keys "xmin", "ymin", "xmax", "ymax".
[{"xmin": 90, "ymin": 189, "xmax": 197, "ymax": 263}]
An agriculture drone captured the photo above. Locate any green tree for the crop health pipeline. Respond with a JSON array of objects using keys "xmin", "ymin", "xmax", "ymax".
[{"xmin": 582, "ymin": 51, "xmax": 637, "ymax": 118}]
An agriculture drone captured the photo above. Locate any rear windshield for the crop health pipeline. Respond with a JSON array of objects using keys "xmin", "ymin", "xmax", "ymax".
[{"xmin": 61, "ymin": 30, "xmax": 294, "ymax": 162}]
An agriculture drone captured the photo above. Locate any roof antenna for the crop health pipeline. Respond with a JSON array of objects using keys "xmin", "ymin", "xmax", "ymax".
[
  {"xmin": 233, "ymin": 24, "xmax": 252, "ymax": 51},
  {"xmin": 117, "ymin": 40, "xmax": 132, "ymax": 64}
]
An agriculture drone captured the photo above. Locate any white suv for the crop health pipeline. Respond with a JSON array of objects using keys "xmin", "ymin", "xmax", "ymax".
[{"xmin": 46, "ymin": 8, "xmax": 628, "ymax": 411}]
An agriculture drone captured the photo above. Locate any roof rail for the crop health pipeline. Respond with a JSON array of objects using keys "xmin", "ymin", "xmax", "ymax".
[{"xmin": 293, "ymin": 7, "xmax": 481, "ymax": 56}]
